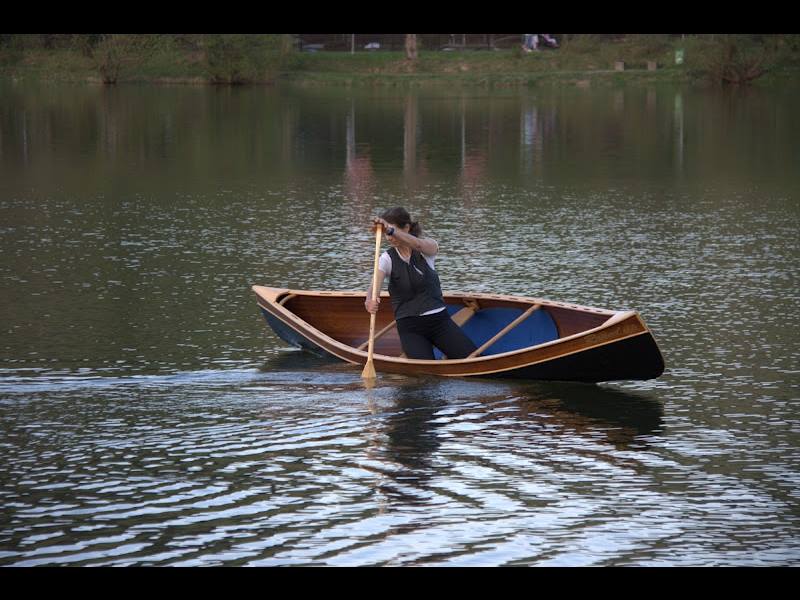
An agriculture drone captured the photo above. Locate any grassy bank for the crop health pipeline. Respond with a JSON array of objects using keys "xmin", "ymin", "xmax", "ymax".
[
  {"xmin": 279, "ymin": 49, "xmax": 689, "ymax": 87},
  {"xmin": 3, "ymin": 35, "xmax": 800, "ymax": 87}
]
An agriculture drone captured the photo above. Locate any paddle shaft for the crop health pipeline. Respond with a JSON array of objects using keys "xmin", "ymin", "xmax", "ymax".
[{"xmin": 362, "ymin": 226, "xmax": 383, "ymax": 378}]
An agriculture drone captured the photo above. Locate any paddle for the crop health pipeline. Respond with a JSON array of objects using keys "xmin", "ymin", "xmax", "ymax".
[{"xmin": 361, "ymin": 223, "xmax": 383, "ymax": 380}]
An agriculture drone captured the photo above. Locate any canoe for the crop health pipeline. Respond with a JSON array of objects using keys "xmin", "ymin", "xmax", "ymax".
[{"xmin": 252, "ymin": 285, "xmax": 665, "ymax": 382}]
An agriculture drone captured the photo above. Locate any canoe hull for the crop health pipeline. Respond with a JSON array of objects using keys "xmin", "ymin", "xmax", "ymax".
[
  {"xmin": 253, "ymin": 286, "xmax": 665, "ymax": 383},
  {"xmin": 480, "ymin": 332, "xmax": 664, "ymax": 382}
]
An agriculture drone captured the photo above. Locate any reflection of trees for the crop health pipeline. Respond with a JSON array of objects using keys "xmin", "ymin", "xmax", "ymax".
[
  {"xmin": 280, "ymin": 102, "xmax": 297, "ymax": 165},
  {"xmin": 0, "ymin": 83, "xmax": 305, "ymax": 193},
  {"xmin": 343, "ymin": 99, "xmax": 376, "ymax": 203},
  {"xmin": 458, "ymin": 97, "xmax": 488, "ymax": 195},
  {"xmin": 402, "ymin": 92, "xmax": 430, "ymax": 193},
  {"xmin": 4, "ymin": 83, "xmax": 797, "ymax": 199},
  {"xmin": 342, "ymin": 98, "xmax": 378, "ymax": 254},
  {"xmin": 459, "ymin": 151, "xmax": 487, "ymax": 192},
  {"xmin": 344, "ymin": 149, "xmax": 376, "ymax": 203},
  {"xmin": 520, "ymin": 99, "xmax": 558, "ymax": 178},
  {"xmin": 340, "ymin": 97, "xmax": 381, "ymax": 285},
  {"xmin": 403, "ymin": 93, "xmax": 417, "ymax": 175},
  {"xmin": 674, "ymin": 91, "xmax": 684, "ymax": 175}
]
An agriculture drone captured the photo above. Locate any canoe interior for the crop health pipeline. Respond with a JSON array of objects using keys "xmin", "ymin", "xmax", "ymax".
[
  {"xmin": 278, "ymin": 293, "xmax": 612, "ymax": 358},
  {"xmin": 435, "ymin": 304, "xmax": 558, "ymax": 359}
]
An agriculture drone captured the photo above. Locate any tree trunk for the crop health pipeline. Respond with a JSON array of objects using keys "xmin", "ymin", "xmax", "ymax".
[{"xmin": 405, "ymin": 34, "xmax": 418, "ymax": 61}]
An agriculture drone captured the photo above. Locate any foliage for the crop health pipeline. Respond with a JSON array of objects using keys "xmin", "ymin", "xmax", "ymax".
[
  {"xmin": 558, "ymin": 34, "xmax": 606, "ymax": 54},
  {"xmin": 204, "ymin": 34, "xmax": 286, "ymax": 84},
  {"xmin": 682, "ymin": 35, "xmax": 774, "ymax": 85},
  {"xmin": 72, "ymin": 34, "xmax": 103, "ymax": 57},
  {"xmin": 92, "ymin": 34, "xmax": 144, "ymax": 84},
  {"xmin": 620, "ymin": 35, "xmax": 674, "ymax": 59},
  {"xmin": 0, "ymin": 34, "xmax": 24, "ymax": 66},
  {"xmin": 1, "ymin": 34, "xmax": 799, "ymax": 86}
]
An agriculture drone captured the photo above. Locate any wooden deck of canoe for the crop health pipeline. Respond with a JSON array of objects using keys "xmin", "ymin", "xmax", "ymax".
[{"xmin": 252, "ymin": 285, "xmax": 665, "ymax": 382}]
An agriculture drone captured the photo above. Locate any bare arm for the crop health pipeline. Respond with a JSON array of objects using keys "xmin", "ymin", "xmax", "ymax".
[
  {"xmin": 365, "ymin": 269, "xmax": 386, "ymax": 314},
  {"xmin": 373, "ymin": 217, "xmax": 439, "ymax": 256},
  {"xmin": 390, "ymin": 229, "xmax": 439, "ymax": 256}
]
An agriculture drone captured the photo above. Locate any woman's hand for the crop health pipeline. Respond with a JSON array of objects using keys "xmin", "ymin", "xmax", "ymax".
[
  {"xmin": 365, "ymin": 296, "xmax": 381, "ymax": 314},
  {"xmin": 372, "ymin": 217, "xmax": 391, "ymax": 234}
]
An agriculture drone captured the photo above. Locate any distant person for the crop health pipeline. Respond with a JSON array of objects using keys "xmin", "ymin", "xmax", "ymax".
[
  {"xmin": 540, "ymin": 34, "xmax": 559, "ymax": 49},
  {"xmin": 522, "ymin": 34, "xmax": 538, "ymax": 53},
  {"xmin": 365, "ymin": 207, "xmax": 477, "ymax": 360},
  {"xmin": 523, "ymin": 34, "xmax": 558, "ymax": 53}
]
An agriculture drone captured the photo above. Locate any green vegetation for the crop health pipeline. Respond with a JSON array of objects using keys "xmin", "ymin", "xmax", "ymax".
[
  {"xmin": 205, "ymin": 34, "xmax": 290, "ymax": 84},
  {"xmin": 1, "ymin": 34, "xmax": 799, "ymax": 87}
]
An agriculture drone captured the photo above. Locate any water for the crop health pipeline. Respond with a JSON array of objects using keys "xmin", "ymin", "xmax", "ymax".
[{"xmin": 1, "ymin": 80, "xmax": 799, "ymax": 566}]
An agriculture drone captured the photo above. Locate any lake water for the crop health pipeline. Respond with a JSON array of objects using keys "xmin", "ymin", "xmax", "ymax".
[{"xmin": 1, "ymin": 79, "xmax": 799, "ymax": 566}]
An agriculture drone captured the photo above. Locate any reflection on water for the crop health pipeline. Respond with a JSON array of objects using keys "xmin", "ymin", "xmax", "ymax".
[
  {"xmin": 368, "ymin": 384, "xmax": 447, "ymax": 506},
  {"xmin": 1, "ymin": 80, "xmax": 799, "ymax": 565}
]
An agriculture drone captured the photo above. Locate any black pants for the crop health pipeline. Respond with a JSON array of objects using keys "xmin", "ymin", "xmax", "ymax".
[{"xmin": 396, "ymin": 310, "xmax": 478, "ymax": 360}]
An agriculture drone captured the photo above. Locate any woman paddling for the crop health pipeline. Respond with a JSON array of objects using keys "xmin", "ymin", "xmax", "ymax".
[{"xmin": 365, "ymin": 207, "xmax": 477, "ymax": 360}]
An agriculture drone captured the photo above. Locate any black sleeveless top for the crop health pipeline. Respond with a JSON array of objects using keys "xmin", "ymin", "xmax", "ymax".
[{"xmin": 387, "ymin": 247, "xmax": 446, "ymax": 319}]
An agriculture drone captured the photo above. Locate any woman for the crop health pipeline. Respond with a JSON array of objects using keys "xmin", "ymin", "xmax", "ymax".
[{"xmin": 365, "ymin": 207, "xmax": 477, "ymax": 360}]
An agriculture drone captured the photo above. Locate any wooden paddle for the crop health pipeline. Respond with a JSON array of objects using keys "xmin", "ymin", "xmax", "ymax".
[{"xmin": 361, "ymin": 223, "xmax": 383, "ymax": 380}]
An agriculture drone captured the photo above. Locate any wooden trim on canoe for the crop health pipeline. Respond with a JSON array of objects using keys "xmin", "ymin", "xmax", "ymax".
[
  {"xmin": 255, "ymin": 286, "xmax": 616, "ymax": 318},
  {"xmin": 278, "ymin": 293, "xmax": 297, "ymax": 306}
]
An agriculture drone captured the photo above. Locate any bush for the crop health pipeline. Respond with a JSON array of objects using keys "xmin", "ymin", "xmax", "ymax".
[
  {"xmin": 0, "ymin": 34, "xmax": 24, "ymax": 66},
  {"xmin": 560, "ymin": 34, "xmax": 605, "ymax": 54},
  {"xmin": 682, "ymin": 35, "xmax": 773, "ymax": 85},
  {"xmin": 204, "ymin": 34, "xmax": 285, "ymax": 84},
  {"xmin": 71, "ymin": 34, "xmax": 103, "ymax": 57},
  {"xmin": 92, "ymin": 34, "xmax": 142, "ymax": 84}
]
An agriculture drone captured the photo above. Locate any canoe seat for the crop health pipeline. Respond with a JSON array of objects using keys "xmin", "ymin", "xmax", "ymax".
[
  {"xmin": 450, "ymin": 299, "xmax": 480, "ymax": 327},
  {"xmin": 433, "ymin": 305, "xmax": 559, "ymax": 359}
]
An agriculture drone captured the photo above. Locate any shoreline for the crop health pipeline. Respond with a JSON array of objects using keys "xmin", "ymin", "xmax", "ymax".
[
  {"xmin": 5, "ymin": 68, "xmax": 799, "ymax": 89},
  {"xmin": 3, "ymin": 45, "xmax": 799, "ymax": 88}
]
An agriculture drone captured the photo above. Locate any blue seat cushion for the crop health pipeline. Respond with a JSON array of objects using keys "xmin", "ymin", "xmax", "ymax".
[{"xmin": 433, "ymin": 305, "xmax": 559, "ymax": 359}]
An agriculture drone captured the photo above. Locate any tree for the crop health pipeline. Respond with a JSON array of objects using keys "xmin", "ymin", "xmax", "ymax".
[
  {"xmin": 93, "ymin": 35, "xmax": 139, "ymax": 84},
  {"xmin": 405, "ymin": 34, "xmax": 418, "ymax": 61},
  {"xmin": 684, "ymin": 35, "xmax": 771, "ymax": 86},
  {"xmin": 204, "ymin": 34, "xmax": 283, "ymax": 84}
]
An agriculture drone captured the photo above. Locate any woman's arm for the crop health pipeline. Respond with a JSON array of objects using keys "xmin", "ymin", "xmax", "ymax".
[
  {"xmin": 391, "ymin": 229, "xmax": 439, "ymax": 256},
  {"xmin": 373, "ymin": 217, "xmax": 439, "ymax": 256},
  {"xmin": 365, "ymin": 269, "xmax": 386, "ymax": 314}
]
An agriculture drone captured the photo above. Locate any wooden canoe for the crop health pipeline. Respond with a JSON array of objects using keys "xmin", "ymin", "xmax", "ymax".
[{"xmin": 252, "ymin": 285, "xmax": 665, "ymax": 382}]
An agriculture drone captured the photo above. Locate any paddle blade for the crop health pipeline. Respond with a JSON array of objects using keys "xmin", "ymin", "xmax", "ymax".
[
  {"xmin": 361, "ymin": 359, "xmax": 376, "ymax": 380},
  {"xmin": 362, "ymin": 371, "xmax": 377, "ymax": 390}
]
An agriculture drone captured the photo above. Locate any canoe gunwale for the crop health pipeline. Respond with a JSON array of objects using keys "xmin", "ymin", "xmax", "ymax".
[{"xmin": 252, "ymin": 285, "xmax": 654, "ymax": 377}]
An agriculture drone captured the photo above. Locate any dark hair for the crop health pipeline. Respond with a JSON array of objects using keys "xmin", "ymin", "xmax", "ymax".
[{"xmin": 380, "ymin": 206, "xmax": 422, "ymax": 237}]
